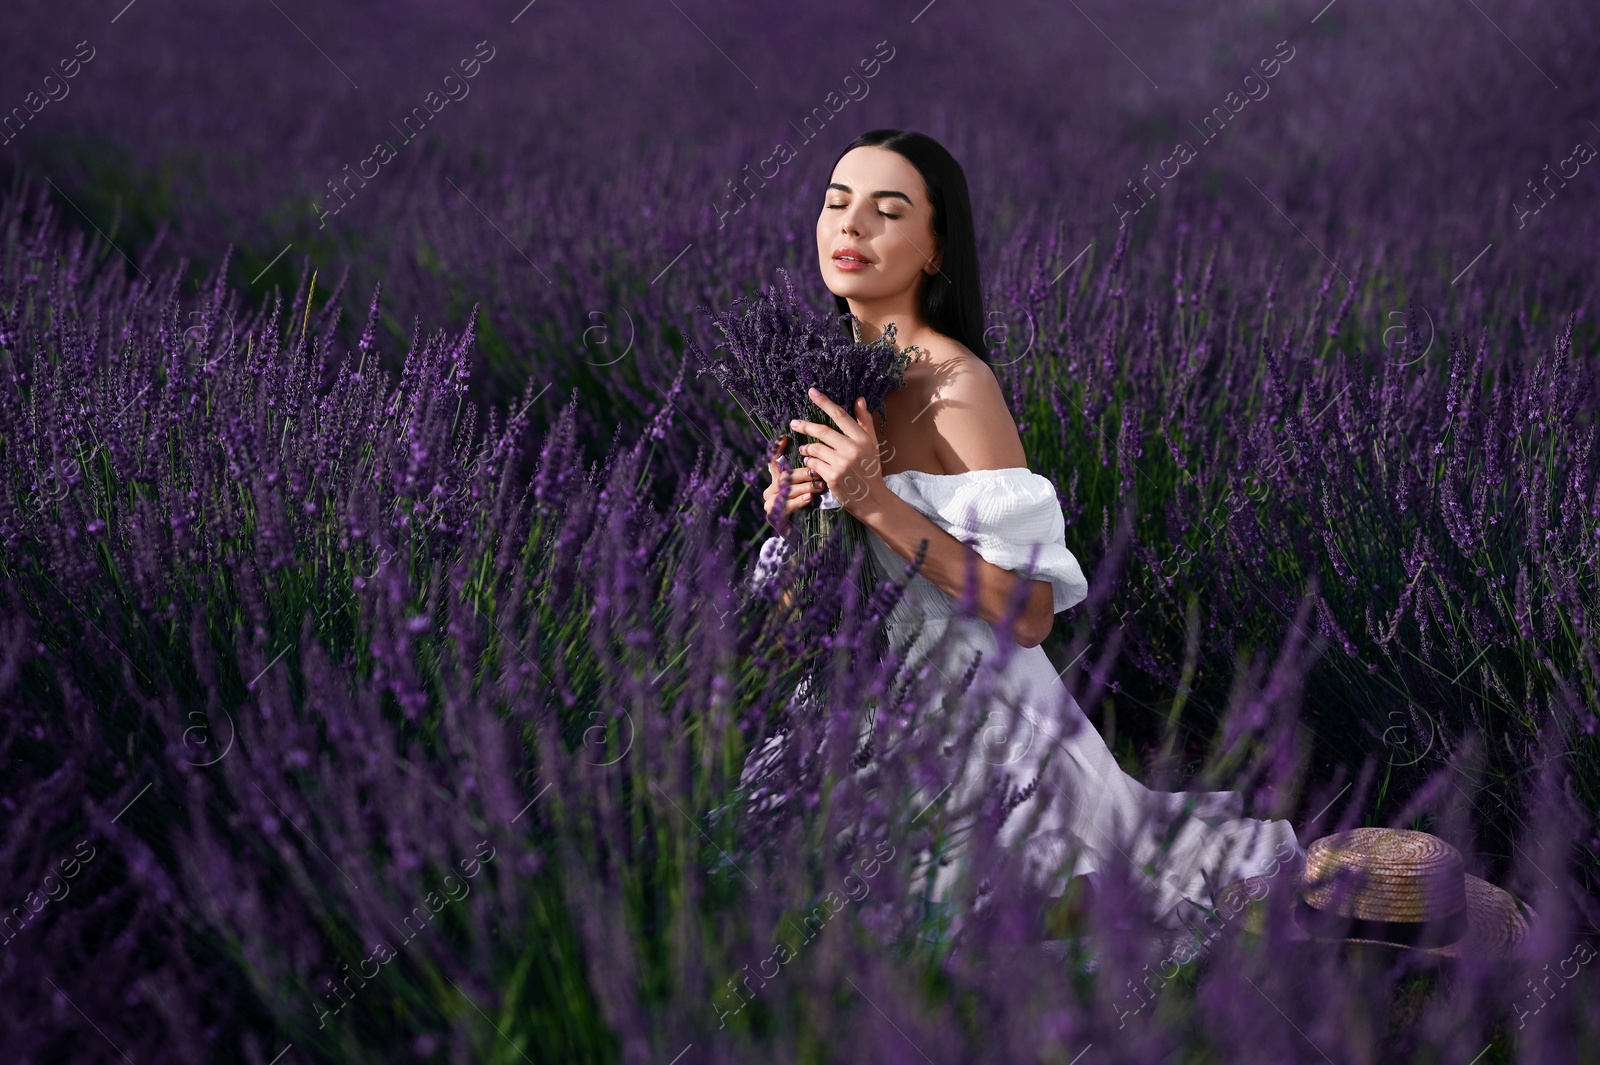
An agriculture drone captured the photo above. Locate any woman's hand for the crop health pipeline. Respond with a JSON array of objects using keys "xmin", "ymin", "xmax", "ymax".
[
  {"xmin": 788, "ymin": 388, "xmax": 888, "ymax": 518},
  {"xmin": 761, "ymin": 433, "xmax": 822, "ymax": 528}
]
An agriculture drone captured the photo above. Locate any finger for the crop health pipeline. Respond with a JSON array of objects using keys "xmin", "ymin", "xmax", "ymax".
[
  {"xmin": 854, "ymin": 397, "xmax": 875, "ymax": 436},
  {"xmin": 770, "ymin": 472, "xmax": 809, "ymax": 497},
  {"xmin": 805, "ymin": 388, "xmax": 867, "ymax": 439},
  {"xmin": 848, "ymin": 397, "xmax": 878, "ymax": 450},
  {"xmin": 766, "ymin": 485, "xmax": 803, "ymax": 513},
  {"xmin": 788, "ymin": 412, "xmax": 853, "ymax": 450},
  {"xmin": 767, "ymin": 474, "xmax": 816, "ymax": 512},
  {"xmin": 797, "ymin": 444, "xmax": 842, "ymax": 483},
  {"xmin": 767, "ymin": 484, "xmax": 814, "ymax": 516}
]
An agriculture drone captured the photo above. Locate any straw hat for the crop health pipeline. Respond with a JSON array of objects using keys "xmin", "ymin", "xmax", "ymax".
[{"xmin": 1214, "ymin": 828, "xmax": 1535, "ymax": 961}]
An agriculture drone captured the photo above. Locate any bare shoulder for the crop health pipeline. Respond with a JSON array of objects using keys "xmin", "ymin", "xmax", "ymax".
[
  {"xmin": 911, "ymin": 338, "xmax": 998, "ymax": 397},
  {"xmin": 918, "ymin": 341, "xmax": 1027, "ymax": 473}
]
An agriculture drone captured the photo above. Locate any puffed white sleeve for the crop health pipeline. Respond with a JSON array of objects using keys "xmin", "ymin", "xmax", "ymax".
[{"xmin": 922, "ymin": 470, "xmax": 1089, "ymax": 614}]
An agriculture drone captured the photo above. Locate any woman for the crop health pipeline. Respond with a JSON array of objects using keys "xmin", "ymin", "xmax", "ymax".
[{"xmin": 749, "ymin": 128, "xmax": 1305, "ymax": 933}]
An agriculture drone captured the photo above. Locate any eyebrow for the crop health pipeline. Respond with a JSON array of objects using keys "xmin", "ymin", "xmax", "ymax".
[{"xmin": 827, "ymin": 182, "xmax": 914, "ymax": 206}]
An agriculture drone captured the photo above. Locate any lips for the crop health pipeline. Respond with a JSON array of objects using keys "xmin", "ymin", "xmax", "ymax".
[{"xmin": 831, "ymin": 247, "xmax": 872, "ymax": 272}]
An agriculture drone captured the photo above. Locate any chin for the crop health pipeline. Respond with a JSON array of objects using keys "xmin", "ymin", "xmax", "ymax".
[{"xmin": 819, "ymin": 268, "xmax": 876, "ymax": 300}]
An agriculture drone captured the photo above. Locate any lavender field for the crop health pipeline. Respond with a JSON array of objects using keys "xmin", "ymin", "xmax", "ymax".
[{"xmin": 1, "ymin": 0, "xmax": 1598, "ymax": 1061}]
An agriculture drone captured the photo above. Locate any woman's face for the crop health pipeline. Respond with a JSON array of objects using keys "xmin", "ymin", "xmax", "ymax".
[{"xmin": 816, "ymin": 146, "xmax": 941, "ymax": 306}]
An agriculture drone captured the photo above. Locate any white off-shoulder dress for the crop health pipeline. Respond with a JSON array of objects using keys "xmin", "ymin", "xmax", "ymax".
[{"xmin": 745, "ymin": 466, "xmax": 1305, "ymax": 929}]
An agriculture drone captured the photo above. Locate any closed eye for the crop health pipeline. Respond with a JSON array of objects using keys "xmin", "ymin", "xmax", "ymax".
[{"xmin": 825, "ymin": 204, "xmax": 900, "ymax": 220}]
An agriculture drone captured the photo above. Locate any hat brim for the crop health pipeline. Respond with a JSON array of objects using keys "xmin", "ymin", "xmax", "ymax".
[{"xmin": 1211, "ymin": 873, "xmax": 1534, "ymax": 962}]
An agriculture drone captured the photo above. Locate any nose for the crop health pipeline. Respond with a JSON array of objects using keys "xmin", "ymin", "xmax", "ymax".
[{"xmin": 838, "ymin": 203, "xmax": 864, "ymax": 237}]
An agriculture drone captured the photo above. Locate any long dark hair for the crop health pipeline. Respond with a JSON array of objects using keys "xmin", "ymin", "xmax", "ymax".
[{"xmin": 828, "ymin": 129, "xmax": 988, "ymax": 365}]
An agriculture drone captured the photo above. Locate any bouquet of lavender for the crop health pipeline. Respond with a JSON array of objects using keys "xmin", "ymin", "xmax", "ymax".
[{"xmin": 688, "ymin": 268, "xmax": 921, "ymax": 608}]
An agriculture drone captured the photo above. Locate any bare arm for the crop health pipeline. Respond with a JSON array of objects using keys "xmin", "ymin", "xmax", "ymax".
[{"xmin": 852, "ymin": 489, "xmax": 1054, "ymax": 648}]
